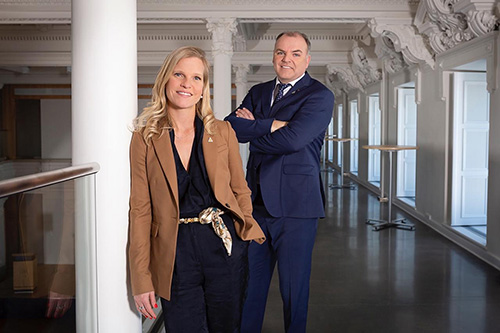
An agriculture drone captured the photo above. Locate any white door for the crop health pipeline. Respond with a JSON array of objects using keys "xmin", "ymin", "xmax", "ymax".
[
  {"xmin": 337, "ymin": 104, "xmax": 343, "ymax": 165},
  {"xmin": 397, "ymin": 88, "xmax": 417, "ymax": 197},
  {"xmin": 368, "ymin": 95, "xmax": 381, "ymax": 183},
  {"xmin": 350, "ymin": 100, "xmax": 359, "ymax": 174},
  {"xmin": 452, "ymin": 72, "xmax": 489, "ymax": 226}
]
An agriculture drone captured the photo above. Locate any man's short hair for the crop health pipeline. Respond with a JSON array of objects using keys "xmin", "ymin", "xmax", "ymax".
[{"xmin": 275, "ymin": 31, "xmax": 311, "ymax": 54}]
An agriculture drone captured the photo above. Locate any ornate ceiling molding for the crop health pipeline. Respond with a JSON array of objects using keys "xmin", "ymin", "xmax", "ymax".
[
  {"xmin": 374, "ymin": 35, "xmax": 407, "ymax": 74},
  {"xmin": 0, "ymin": 0, "xmax": 68, "ymax": 4},
  {"xmin": 327, "ymin": 64, "xmax": 365, "ymax": 92},
  {"xmin": 138, "ymin": 0, "xmax": 418, "ymax": 4},
  {"xmin": 414, "ymin": 0, "xmax": 499, "ymax": 54},
  {"xmin": 0, "ymin": 0, "xmax": 419, "ymax": 6},
  {"xmin": 206, "ymin": 18, "xmax": 238, "ymax": 56},
  {"xmin": 350, "ymin": 41, "xmax": 382, "ymax": 87},
  {"xmin": 369, "ymin": 18, "xmax": 435, "ymax": 69}
]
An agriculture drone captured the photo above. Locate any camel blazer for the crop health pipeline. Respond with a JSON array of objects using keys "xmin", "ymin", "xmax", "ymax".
[{"xmin": 128, "ymin": 119, "xmax": 265, "ymax": 301}]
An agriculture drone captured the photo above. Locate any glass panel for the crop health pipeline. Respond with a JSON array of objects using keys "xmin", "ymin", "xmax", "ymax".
[{"xmin": 0, "ymin": 173, "xmax": 96, "ymax": 333}]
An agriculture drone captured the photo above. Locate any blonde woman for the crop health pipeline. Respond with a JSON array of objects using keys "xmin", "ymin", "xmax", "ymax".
[{"xmin": 128, "ymin": 46, "xmax": 265, "ymax": 332}]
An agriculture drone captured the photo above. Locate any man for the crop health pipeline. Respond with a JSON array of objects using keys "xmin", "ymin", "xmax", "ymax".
[{"xmin": 225, "ymin": 31, "xmax": 334, "ymax": 332}]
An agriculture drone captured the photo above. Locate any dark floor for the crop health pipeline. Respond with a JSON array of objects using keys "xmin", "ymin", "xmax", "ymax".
[{"xmin": 262, "ymin": 169, "xmax": 500, "ymax": 333}]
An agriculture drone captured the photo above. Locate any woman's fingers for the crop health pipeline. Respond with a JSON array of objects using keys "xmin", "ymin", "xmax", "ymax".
[{"xmin": 134, "ymin": 292, "xmax": 157, "ymax": 319}]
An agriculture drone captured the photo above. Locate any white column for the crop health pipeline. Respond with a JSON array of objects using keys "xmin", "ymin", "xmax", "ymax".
[
  {"xmin": 233, "ymin": 63, "xmax": 251, "ymax": 168},
  {"xmin": 206, "ymin": 18, "xmax": 237, "ymax": 120},
  {"xmin": 72, "ymin": 1, "xmax": 139, "ymax": 332}
]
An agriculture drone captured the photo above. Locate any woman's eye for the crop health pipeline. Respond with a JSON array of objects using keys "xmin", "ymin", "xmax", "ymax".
[
  {"xmin": 174, "ymin": 73, "xmax": 182, "ymax": 78},
  {"xmin": 194, "ymin": 76, "xmax": 202, "ymax": 81}
]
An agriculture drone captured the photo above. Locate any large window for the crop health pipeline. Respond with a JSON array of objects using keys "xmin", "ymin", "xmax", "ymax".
[
  {"xmin": 337, "ymin": 104, "xmax": 343, "ymax": 165},
  {"xmin": 396, "ymin": 85, "xmax": 417, "ymax": 206},
  {"xmin": 450, "ymin": 61, "xmax": 489, "ymax": 245},
  {"xmin": 368, "ymin": 94, "xmax": 381, "ymax": 186},
  {"xmin": 349, "ymin": 100, "xmax": 359, "ymax": 175}
]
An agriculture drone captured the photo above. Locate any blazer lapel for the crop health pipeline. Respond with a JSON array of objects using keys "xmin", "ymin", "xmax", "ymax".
[
  {"xmin": 202, "ymin": 129, "xmax": 218, "ymax": 193},
  {"xmin": 152, "ymin": 131, "xmax": 179, "ymax": 207},
  {"xmin": 261, "ymin": 81, "xmax": 275, "ymax": 118}
]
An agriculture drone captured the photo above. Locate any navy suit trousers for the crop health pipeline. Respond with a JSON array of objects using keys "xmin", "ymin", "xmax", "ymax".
[
  {"xmin": 241, "ymin": 205, "xmax": 318, "ymax": 333},
  {"xmin": 161, "ymin": 214, "xmax": 249, "ymax": 333}
]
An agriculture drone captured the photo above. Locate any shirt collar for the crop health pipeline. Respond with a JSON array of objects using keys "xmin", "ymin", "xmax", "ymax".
[{"xmin": 274, "ymin": 73, "xmax": 305, "ymax": 88}]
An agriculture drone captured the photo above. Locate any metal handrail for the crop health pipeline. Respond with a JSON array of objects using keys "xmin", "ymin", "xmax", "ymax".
[{"xmin": 0, "ymin": 162, "xmax": 100, "ymax": 198}]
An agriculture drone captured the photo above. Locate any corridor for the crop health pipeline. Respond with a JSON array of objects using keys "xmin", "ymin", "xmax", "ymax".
[{"xmin": 262, "ymin": 169, "xmax": 500, "ymax": 333}]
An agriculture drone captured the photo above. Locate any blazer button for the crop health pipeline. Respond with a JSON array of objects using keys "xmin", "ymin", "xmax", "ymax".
[{"xmin": 225, "ymin": 203, "xmax": 231, "ymax": 208}]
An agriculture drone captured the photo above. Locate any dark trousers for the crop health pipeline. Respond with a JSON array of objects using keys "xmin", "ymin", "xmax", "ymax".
[
  {"xmin": 161, "ymin": 214, "xmax": 249, "ymax": 333},
  {"xmin": 241, "ymin": 205, "xmax": 318, "ymax": 333}
]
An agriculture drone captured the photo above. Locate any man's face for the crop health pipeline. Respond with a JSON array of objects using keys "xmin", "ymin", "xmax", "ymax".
[{"xmin": 272, "ymin": 34, "xmax": 311, "ymax": 84}]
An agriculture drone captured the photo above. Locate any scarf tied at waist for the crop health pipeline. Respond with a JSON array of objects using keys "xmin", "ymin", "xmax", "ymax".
[{"xmin": 178, "ymin": 207, "xmax": 233, "ymax": 256}]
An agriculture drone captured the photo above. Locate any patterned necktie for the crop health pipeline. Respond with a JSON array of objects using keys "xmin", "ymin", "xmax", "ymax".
[{"xmin": 274, "ymin": 83, "xmax": 291, "ymax": 104}]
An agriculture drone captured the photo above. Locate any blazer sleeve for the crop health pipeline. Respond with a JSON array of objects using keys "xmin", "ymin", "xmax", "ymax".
[
  {"xmin": 249, "ymin": 88, "xmax": 334, "ymax": 155},
  {"xmin": 224, "ymin": 121, "xmax": 265, "ymax": 244},
  {"xmin": 225, "ymin": 87, "xmax": 274, "ymax": 143},
  {"xmin": 128, "ymin": 131, "xmax": 155, "ymax": 296}
]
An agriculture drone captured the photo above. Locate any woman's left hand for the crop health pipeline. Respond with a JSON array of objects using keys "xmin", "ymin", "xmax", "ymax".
[{"xmin": 134, "ymin": 291, "xmax": 157, "ymax": 319}]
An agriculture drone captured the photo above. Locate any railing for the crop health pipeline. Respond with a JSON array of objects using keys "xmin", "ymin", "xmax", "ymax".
[{"xmin": 0, "ymin": 163, "xmax": 99, "ymax": 333}]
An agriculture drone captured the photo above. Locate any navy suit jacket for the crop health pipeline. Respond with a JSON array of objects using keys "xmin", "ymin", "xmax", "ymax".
[{"xmin": 225, "ymin": 72, "xmax": 334, "ymax": 218}]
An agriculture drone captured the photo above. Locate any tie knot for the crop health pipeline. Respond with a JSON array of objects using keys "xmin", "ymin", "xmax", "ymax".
[
  {"xmin": 274, "ymin": 83, "xmax": 291, "ymax": 104},
  {"xmin": 277, "ymin": 83, "xmax": 290, "ymax": 91}
]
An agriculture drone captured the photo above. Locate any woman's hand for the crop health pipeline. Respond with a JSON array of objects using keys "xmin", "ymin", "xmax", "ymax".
[
  {"xmin": 134, "ymin": 291, "xmax": 158, "ymax": 320},
  {"xmin": 46, "ymin": 291, "xmax": 73, "ymax": 319}
]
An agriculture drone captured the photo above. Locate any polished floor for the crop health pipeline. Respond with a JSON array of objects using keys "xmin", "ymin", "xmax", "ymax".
[{"xmin": 262, "ymin": 169, "xmax": 500, "ymax": 333}]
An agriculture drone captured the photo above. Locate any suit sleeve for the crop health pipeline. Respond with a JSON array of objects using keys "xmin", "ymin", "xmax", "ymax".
[
  {"xmin": 225, "ymin": 87, "xmax": 274, "ymax": 143},
  {"xmin": 249, "ymin": 89, "xmax": 334, "ymax": 155},
  {"xmin": 224, "ymin": 122, "xmax": 265, "ymax": 244},
  {"xmin": 128, "ymin": 131, "xmax": 155, "ymax": 296}
]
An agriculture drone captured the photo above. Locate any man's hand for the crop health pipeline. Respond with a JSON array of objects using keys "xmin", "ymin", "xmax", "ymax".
[
  {"xmin": 235, "ymin": 107, "xmax": 255, "ymax": 120},
  {"xmin": 271, "ymin": 120, "xmax": 288, "ymax": 133}
]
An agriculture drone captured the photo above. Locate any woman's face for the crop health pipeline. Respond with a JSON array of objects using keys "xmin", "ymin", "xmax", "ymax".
[{"xmin": 166, "ymin": 57, "xmax": 205, "ymax": 113}]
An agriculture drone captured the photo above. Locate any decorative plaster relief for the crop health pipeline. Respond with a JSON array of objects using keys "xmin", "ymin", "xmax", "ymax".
[
  {"xmin": 327, "ymin": 64, "xmax": 364, "ymax": 92},
  {"xmin": 415, "ymin": 0, "xmax": 499, "ymax": 54},
  {"xmin": 206, "ymin": 18, "xmax": 238, "ymax": 57},
  {"xmin": 350, "ymin": 41, "xmax": 382, "ymax": 87},
  {"xmin": 369, "ymin": 18, "xmax": 435, "ymax": 69},
  {"xmin": 374, "ymin": 36, "xmax": 407, "ymax": 74},
  {"xmin": 467, "ymin": 10, "xmax": 498, "ymax": 37},
  {"xmin": 233, "ymin": 63, "xmax": 250, "ymax": 84}
]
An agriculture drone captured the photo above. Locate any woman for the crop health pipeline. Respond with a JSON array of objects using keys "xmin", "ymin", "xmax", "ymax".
[{"xmin": 128, "ymin": 46, "xmax": 265, "ymax": 332}]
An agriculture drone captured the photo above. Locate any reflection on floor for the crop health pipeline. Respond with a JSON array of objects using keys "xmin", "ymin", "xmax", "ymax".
[{"xmin": 262, "ymin": 169, "xmax": 500, "ymax": 333}]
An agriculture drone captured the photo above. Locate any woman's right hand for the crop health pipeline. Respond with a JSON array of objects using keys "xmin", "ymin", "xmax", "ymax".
[{"xmin": 134, "ymin": 291, "xmax": 158, "ymax": 320}]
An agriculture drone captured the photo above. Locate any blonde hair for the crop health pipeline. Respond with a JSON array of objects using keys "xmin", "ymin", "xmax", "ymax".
[{"xmin": 133, "ymin": 46, "xmax": 216, "ymax": 143}]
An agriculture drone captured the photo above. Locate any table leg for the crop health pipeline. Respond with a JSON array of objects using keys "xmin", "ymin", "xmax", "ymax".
[
  {"xmin": 366, "ymin": 150, "xmax": 415, "ymax": 231},
  {"xmin": 330, "ymin": 141, "xmax": 355, "ymax": 190}
]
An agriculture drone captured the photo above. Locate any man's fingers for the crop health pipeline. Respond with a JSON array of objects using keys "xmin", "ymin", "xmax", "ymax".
[{"xmin": 236, "ymin": 108, "xmax": 255, "ymax": 120}]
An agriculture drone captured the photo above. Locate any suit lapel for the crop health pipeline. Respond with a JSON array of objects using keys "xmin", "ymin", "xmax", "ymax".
[
  {"xmin": 261, "ymin": 81, "xmax": 276, "ymax": 118},
  {"xmin": 202, "ymin": 129, "xmax": 218, "ymax": 194},
  {"xmin": 152, "ymin": 131, "xmax": 179, "ymax": 207},
  {"xmin": 269, "ymin": 73, "xmax": 311, "ymax": 118}
]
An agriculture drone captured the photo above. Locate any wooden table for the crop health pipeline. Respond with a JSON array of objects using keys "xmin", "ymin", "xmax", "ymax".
[
  {"xmin": 329, "ymin": 138, "xmax": 358, "ymax": 189},
  {"xmin": 362, "ymin": 145, "xmax": 418, "ymax": 231}
]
